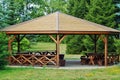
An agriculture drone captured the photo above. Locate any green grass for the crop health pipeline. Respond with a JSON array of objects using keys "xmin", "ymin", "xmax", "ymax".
[
  {"xmin": 27, "ymin": 42, "xmax": 66, "ymax": 54},
  {"xmin": 0, "ymin": 65, "xmax": 120, "ymax": 80},
  {"xmin": 27, "ymin": 42, "xmax": 80, "ymax": 60}
]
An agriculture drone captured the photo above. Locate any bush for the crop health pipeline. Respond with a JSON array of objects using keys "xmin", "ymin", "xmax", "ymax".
[
  {"xmin": 20, "ymin": 38, "xmax": 30, "ymax": 51},
  {"xmin": 0, "ymin": 32, "xmax": 8, "ymax": 69},
  {"xmin": 114, "ymin": 39, "xmax": 120, "ymax": 54},
  {"xmin": 66, "ymin": 35, "xmax": 86, "ymax": 54},
  {"xmin": 13, "ymin": 37, "xmax": 30, "ymax": 52}
]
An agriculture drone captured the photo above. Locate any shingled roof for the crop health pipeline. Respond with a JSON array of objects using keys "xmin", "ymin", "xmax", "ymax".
[{"xmin": 1, "ymin": 12, "xmax": 120, "ymax": 34}]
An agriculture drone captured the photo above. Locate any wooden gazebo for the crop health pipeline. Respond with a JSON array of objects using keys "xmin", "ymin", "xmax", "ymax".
[{"xmin": 1, "ymin": 12, "xmax": 120, "ymax": 67}]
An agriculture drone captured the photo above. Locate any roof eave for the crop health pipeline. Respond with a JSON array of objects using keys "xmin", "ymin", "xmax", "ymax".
[{"xmin": 3, "ymin": 31, "xmax": 120, "ymax": 35}]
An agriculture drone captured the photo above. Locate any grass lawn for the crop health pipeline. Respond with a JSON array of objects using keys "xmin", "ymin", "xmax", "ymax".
[
  {"xmin": 27, "ymin": 42, "xmax": 66, "ymax": 54},
  {"xmin": 4, "ymin": 42, "xmax": 119, "ymax": 80},
  {"xmin": 27, "ymin": 42, "xmax": 81, "ymax": 60},
  {"xmin": 0, "ymin": 65, "xmax": 120, "ymax": 80},
  {"xmin": 1, "ymin": 42, "xmax": 120, "ymax": 80}
]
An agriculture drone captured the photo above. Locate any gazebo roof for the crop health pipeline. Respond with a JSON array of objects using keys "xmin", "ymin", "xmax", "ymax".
[{"xmin": 1, "ymin": 12, "xmax": 120, "ymax": 34}]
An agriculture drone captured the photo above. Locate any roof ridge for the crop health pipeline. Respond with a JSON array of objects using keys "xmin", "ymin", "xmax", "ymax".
[{"xmin": 56, "ymin": 12, "xmax": 59, "ymax": 32}]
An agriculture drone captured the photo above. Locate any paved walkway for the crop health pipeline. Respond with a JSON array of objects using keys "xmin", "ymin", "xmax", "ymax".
[
  {"xmin": 58, "ymin": 60, "xmax": 106, "ymax": 69},
  {"xmin": 8, "ymin": 60, "xmax": 109, "ymax": 69}
]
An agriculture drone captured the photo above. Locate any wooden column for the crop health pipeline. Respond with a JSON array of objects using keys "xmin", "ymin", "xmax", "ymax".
[
  {"xmin": 100, "ymin": 35, "xmax": 108, "ymax": 66},
  {"xmin": 17, "ymin": 35, "xmax": 20, "ymax": 53},
  {"xmin": 15, "ymin": 35, "xmax": 26, "ymax": 53},
  {"xmin": 104, "ymin": 35, "xmax": 108, "ymax": 66},
  {"xmin": 8, "ymin": 35, "xmax": 16, "ymax": 54},
  {"xmin": 56, "ymin": 35, "xmax": 60, "ymax": 67},
  {"xmin": 49, "ymin": 34, "xmax": 66, "ymax": 67},
  {"xmin": 94, "ymin": 35, "xmax": 97, "ymax": 53}
]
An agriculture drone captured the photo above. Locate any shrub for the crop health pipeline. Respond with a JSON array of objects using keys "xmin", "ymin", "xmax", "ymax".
[
  {"xmin": 66, "ymin": 35, "xmax": 86, "ymax": 54},
  {"xmin": 0, "ymin": 32, "xmax": 8, "ymax": 69},
  {"xmin": 114, "ymin": 39, "xmax": 120, "ymax": 54},
  {"xmin": 13, "ymin": 37, "xmax": 30, "ymax": 52}
]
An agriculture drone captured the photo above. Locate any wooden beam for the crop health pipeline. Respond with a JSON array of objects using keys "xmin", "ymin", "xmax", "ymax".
[
  {"xmin": 49, "ymin": 35, "xmax": 57, "ymax": 43},
  {"xmin": 59, "ymin": 35, "xmax": 66, "ymax": 43},
  {"xmin": 100, "ymin": 35, "xmax": 105, "ymax": 42}
]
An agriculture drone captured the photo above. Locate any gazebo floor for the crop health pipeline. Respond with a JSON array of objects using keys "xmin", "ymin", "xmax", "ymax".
[{"xmin": 8, "ymin": 60, "xmax": 115, "ymax": 69}]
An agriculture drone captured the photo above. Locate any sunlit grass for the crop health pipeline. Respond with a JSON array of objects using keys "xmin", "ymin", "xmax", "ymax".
[
  {"xmin": 27, "ymin": 42, "xmax": 66, "ymax": 54},
  {"xmin": 27, "ymin": 42, "xmax": 80, "ymax": 60},
  {"xmin": 0, "ymin": 65, "xmax": 120, "ymax": 80}
]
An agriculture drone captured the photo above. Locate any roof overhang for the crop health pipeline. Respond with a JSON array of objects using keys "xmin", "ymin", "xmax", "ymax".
[
  {"xmin": 4, "ymin": 31, "xmax": 119, "ymax": 35},
  {"xmin": 1, "ymin": 12, "xmax": 120, "ymax": 35}
]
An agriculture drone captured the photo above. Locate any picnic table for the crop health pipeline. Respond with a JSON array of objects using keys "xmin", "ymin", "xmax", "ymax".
[
  {"xmin": 81, "ymin": 52, "xmax": 119, "ymax": 66},
  {"xmin": 81, "ymin": 53, "xmax": 104, "ymax": 65}
]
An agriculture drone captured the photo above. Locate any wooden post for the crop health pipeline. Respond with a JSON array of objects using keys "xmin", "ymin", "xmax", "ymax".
[
  {"xmin": 8, "ymin": 38, "xmax": 12, "ymax": 54},
  {"xmin": 8, "ymin": 35, "xmax": 16, "ymax": 64},
  {"xmin": 8, "ymin": 35, "xmax": 16, "ymax": 54},
  {"xmin": 17, "ymin": 35, "xmax": 20, "ymax": 53},
  {"xmin": 99, "ymin": 35, "xmax": 108, "ymax": 66},
  {"xmin": 104, "ymin": 35, "xmax": 108, "ymax": 66},
  {"xmin": 49, "ymin": 34, "xmax": 66, "ymax": 67},
  {"xmin": 56, "ymin": 35, "xmax": 60, "ymax": 67},
  {"xmin": 16, "ymin": 35, "xmax": 26, "ymax": 53},
  {"xmin": 94, "ymin": 35, "xmax": 97, "ymax": 53}
]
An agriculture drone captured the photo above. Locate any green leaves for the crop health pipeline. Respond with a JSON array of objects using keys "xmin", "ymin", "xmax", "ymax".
[
  {"xmin": 67, "ymin": 0, "xmax": 88, "ymax": 18},
  {"xmin": 85, "ymin": 0, "xmax": 116, "ymax": 28},
  {"xmin": 0, "ymin": 32, "xmax": 8, "ymax": 69}
]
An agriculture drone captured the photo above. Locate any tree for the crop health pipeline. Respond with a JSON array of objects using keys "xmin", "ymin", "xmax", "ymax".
[
  {"xmin": 66, "ymin": 35, "xmax": 86, "ymax": 54},
  {"xmin": 114, "ymin": 1, "xmax": 120, "ymax": 28},
  {"xmin": 0, "ymin": 1, "xmax": 10, "ymax": 28},
  {"xmin": 0, "ymin": 32, "xmax": 8, "ymax": 69},
  {"xmin": 66, "ymin": 0, "xmax": 89, "ymax": 54},
  {"xmin": 44, "ymin": 0, "xmax": 67, "ymax": 14},
  {"xmin": 85, "ymin": 0, "xmax": 117, "ymax": 53},
  {"xmin": 67, "ymin": 0, "xmax": 88, "ymax": 18},
  {"xmin": 0, "ymin": 0, "xmax": 21, "ymax": 28},
  {"xmin": 85, "ymin": 0, "xmax": 116, "ymax": 28}
]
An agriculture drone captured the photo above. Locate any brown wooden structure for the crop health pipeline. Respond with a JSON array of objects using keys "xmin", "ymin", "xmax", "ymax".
[{"xmin": 1, "ymin": 12, "xmax": 120, "ymax": 67}]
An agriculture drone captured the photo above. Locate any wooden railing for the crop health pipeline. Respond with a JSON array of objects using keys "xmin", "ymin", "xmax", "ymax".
[{"xmin": 8, "ymin": 51, "xmax": 57, "ymax": 66}]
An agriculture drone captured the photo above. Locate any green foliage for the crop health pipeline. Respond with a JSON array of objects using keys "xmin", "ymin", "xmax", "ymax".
[
  {"xmin": 26, "ymin": 35, "xmax": 54, "ymax": 42},
  {"xmin": 66, "ymin": 35, "xmax": 86, "ymax": 54},
  {"xmin": 44, "ymin": 0, "xmax": 67, "ymax": 14},
  {"xmin": 82, "ymin": 36, "xmax": 94, "ymax": 52},
  {"xmin": 20, "ymin": 38, "xmax": 30, "ymax": 51},
  {"xmin": 85, "ymin": 0, "xmax": 116, "ymax": 28},
  {"xmin": 0, "ymin": 0, "xmax": 21, "ymax": 28},
  {"xmin": 13, "ymin": 37, "xmax": 30, "ymax": 52},
  {"xmin": 114, "ymin": 39, "xmax": 120, "ymax": 54},
  {"xmin": 0, "ymin": 0, "xmax": 45, "ymax": 29},
  {"xmin": 0, "ymin": 0, "xmax": 119, "ymax": 55},
  {"xmin": 67, "ymin": 0, "xmax": 88, "ymax": 18},
  {"xmin": 85, "ymin": 0, "xmax": 117, "ymax": 53},
  {"xmin": 0, "ymin": 32, "xmax": 8, "ymax": 69},
  {"xmin": 66, "ymin": 0, "xmax": 89, "ymax": 54},
  {"xmin": 66, "ymin": 0, "xmax": 118, "ymax": 54}
]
